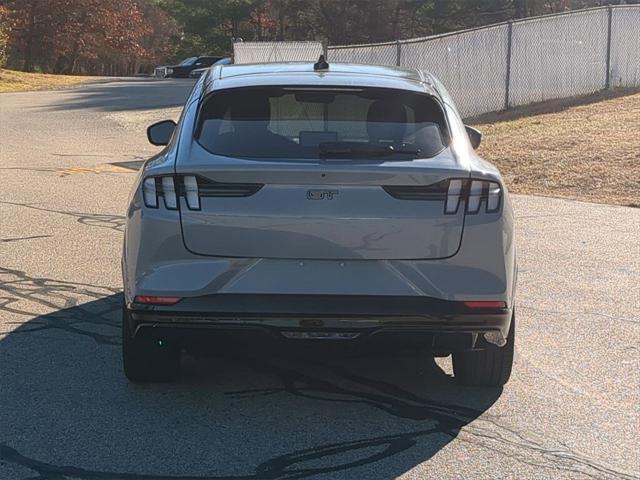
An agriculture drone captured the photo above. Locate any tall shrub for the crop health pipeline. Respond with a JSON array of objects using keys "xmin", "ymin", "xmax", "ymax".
[{"xmin": 0, "ymin": 5, "xmax": 10, "ymax": 67}]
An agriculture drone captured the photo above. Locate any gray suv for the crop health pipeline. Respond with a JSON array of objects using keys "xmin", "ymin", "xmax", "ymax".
[{"xmin": 122, "ymin": 60, "xmax": 517, "ymax": 386}]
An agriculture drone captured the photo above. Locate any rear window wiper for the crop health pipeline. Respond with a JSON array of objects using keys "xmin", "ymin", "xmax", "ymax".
[{"xmin": 318, "ymin": 142, "xmax": 421, "ymax": 159}]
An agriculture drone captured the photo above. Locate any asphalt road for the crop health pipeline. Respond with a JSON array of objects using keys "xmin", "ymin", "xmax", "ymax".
[{"xmin": 1, "ymin": 79, "xmax": 638, "ymax": 480}]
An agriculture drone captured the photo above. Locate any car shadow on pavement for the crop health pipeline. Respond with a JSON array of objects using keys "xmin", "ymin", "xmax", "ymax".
[
  {"xmin": 0, "ymin": 294, "xmax": 502, "ymax": 479},
  {"xmin": 43, "ymin": 79, "xmax": 197, "ymax": 112}
]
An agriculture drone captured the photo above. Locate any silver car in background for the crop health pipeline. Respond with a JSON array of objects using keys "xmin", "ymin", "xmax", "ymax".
[{"xmin": 122, "ymin": 61, "xmax": 517, "ymax": 386}]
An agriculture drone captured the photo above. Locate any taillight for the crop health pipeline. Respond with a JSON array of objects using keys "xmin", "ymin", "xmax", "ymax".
[
  {"xmin": 142, "ymin": 178, "xmax": 158, "ymax": 208},
  {"xmin": 142, "ymin": 175, "xmax": 263, "ymax": 210},
  {"xmin": 467, "ymin": 180, "xmax": 484, "ymax": 213},
  {"xmin": 445, "ymin": 179, "xmax": 502, "ymax": 215},
  {"xmin": 445, "ymin": 179, "xmax": 463, "ymax": 214},
  {"xmin": 385, "ymin": 178, "xmax": 502, "ymax": 214},
  {"xmin": 487, "ymin": 182, "xmax": 501, "ymax": 212},
  {"xmin": 142, "ymin": 176, "xmax": 177, "ymax": 210},
  {"xmin": 161, "ymin": 176, "xmax": 177, "ymax": 209},
  {"xmin": 183, "ymin": 175, "xmax": 200, "ymax": 210}
]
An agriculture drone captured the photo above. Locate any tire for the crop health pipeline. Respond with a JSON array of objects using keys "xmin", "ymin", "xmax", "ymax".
[
  {"xmin": 452, "ymin": 311, "xmax": 515, "ymax": 387},
  {"xmin": 122, "ymin": 303, "xmax": 181, "ymax": 382}
]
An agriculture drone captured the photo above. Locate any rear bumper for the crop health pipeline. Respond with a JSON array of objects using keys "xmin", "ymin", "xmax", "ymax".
[{"xmin": 127, "ymin": 294, "xmax": 512, "ymax": 350}]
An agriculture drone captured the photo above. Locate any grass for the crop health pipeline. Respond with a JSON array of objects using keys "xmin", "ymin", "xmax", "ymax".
[
  {"xmin": 0, "ymin": 68, "xmax": 94, "ymax": 93},
  {"xmin": 471, "ymin": 89, "xmax": 640, "ymax": 207}
]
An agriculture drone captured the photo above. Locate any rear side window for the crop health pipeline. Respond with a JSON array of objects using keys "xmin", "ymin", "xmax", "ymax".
[{"xmin": 196, "ymin": 87, "xmax": 449, "ymax": 160}]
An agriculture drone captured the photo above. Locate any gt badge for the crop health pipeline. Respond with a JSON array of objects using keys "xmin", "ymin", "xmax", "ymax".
[{"xmin": 306, "ymin": 189, "xmax": 339, "ymax": 200}]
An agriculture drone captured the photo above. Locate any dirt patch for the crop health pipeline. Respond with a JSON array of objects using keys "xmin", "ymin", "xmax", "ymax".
[{"xmin": 471, "ymin": 89, "xmax": 640, "ymax": 207}]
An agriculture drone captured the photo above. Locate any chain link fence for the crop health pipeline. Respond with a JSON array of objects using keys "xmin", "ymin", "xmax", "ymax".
[
  {"xmin": 508, "ymin": 8, "xmax": 610, "ymax": 107},
  {"xmin": 330, "ymin": 5, "xmax": 639, "ymax": 117},
  {"xmin": 610, "ymin": 5, "xmax": 640, "ymax": 88},
  {"xmin": 330, "ymin": 41, "xmax": 398, "ymax": 66},
  {"xmin": 233, "ymin": 41, "xmax": 324, "ymax": 64},
  {"xmin": 401, "ymin": 24, "xmax": 510, "ymax": 117},
  {"xmin": 231, "ymin": 6, "xmax": 638, "ymax": 118}
]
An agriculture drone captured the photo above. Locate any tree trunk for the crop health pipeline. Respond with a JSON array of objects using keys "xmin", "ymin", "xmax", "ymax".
[
  {"xmin": 391, "ymin": 3, "xmax": 401, "ymax": 40},
  {"xmin": 52, "ymin": 55, "xmax": 67, "ymax": 74},
  {"xmin": 277, "ymin": 3, "xmax": 285, "ymax": 41},
  {"xmin": 22, "ymin": 2, "xmax": 38, "ymax": 72}
]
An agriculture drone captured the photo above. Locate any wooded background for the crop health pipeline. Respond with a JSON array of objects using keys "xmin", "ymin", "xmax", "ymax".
[{"xmin": 0, "ymin": 0, "xmax": 636, "ymax": 76}]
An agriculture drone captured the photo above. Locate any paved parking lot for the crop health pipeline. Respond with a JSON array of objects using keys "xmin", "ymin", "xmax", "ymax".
[{"xmin": 1, "ymin": 79, "xmax": 638, "ymax": 479}]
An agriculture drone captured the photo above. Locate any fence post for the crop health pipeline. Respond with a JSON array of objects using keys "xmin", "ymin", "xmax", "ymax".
[
  {"xmin": 605, "ymin": 5, "xmax": 613, "ymax": 89},
  {"xmin": 396, "ymin": 40, "xmax": 401, "ymax": 67},
  {"xmin": 504, "ymin": 21, "xmax": 513, "ymax": 110},
  {"xmin": 230, "ymin": 37, "xmax": 237, "ymax": 64}
]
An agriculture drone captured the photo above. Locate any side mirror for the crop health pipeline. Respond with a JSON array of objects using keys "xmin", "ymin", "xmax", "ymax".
[
  {"xmin": 465, "ymin": 125, "xmax": 482, "ymax": 150},
  {"xmin": 147, "ymin": 120, "xmax": 176, "ymax": 146}
]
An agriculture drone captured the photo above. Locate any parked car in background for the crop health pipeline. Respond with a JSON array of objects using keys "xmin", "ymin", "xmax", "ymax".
[
  {"xmin": 189, "ymin": 57, "xmax": 233, "ymax": 78},
  {"xmin": 163, "ymin": 56, "xmax": 224, "ymax": 78},
  {"xmin": 123, "ymin": 60, "xmax": 517, "ymax": 387}
]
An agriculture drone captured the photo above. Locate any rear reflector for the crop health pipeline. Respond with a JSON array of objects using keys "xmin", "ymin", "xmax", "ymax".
[
  {"xmin": 133, "ymin": 296, "xmax": 181, "ymax": 305},
  {"xmin": 463, "ymin": 300, "xmax": 507, "ymax": 309}
]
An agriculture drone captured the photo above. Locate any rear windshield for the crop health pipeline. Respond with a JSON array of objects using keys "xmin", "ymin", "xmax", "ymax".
[{"xmin": 196, "ymin": 86, "xmax": 449, "ymax": 160}]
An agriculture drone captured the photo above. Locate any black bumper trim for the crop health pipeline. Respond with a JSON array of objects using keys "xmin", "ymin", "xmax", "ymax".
[
  {"xmin": 127, "ymin": 294, "xmax": 512, "ymax": 342},
  {"xmin": 130, "ymin": 293, "xmax": 509, "ymax": 316}
]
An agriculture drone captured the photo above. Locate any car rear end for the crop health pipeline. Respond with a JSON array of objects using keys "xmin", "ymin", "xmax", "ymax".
[{"xmin": 122, "ymin": 64, "xmax": 516, "ymax": 385}]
